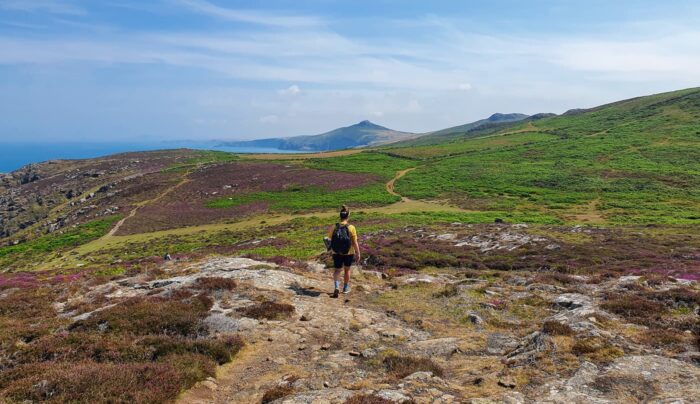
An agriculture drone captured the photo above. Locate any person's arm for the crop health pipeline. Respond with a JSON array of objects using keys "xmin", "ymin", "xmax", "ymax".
[{"xmin": 352, "ymin": 227, "xmax": 361, "ymax": 263}]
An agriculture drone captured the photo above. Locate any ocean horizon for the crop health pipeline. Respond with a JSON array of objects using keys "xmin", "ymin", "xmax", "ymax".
[{"xmin": 0, "ymin": 141, "xmax": 310, "ymax": 173}]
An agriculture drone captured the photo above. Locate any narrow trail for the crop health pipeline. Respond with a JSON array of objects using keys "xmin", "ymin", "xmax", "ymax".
[
  {"xmin": 104, "ymin": 176, "xmax": 191, "ymax": 238},
  {"xmin": 386, "ymin": 167, "xmax": 416, "ymax": 200},
  {"xmin": 59, "ymin": 167, "xmax": 469, "ymax": 264},
  {"xmin": 170, "ymin": 257, "xmax": 457, "ymax": 403}
]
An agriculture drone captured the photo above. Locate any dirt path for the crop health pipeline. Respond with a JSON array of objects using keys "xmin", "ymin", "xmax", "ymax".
[
  {"xmin": 105, "ymin": 176, "xmax": 191, "ymax": 238},
  {"xmin": 168, "ymin": 257, "xmax": 456, "ymax": 403},
  {"xmin": 58, "ymin": 168, "xmax": 468, "ymax": 265},
  {"xmin": 386, "ymin": 167, "xmax": 416, "ymax": 200}
]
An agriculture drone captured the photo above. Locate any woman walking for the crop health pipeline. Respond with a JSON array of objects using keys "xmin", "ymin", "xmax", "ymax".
[{"xmin": 327, "ymin": 205, "xmax": 361, "ymax": 298}]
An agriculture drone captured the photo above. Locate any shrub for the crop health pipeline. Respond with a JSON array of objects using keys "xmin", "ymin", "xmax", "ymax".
[
  {"xmin": 571, "ymin": 337, "xmax": 624, "ymax": 364},
  {"xmin": 238, "ymin": 301, "xmax": 295, "ymax": 320},
  {"xmin": 194, "ymin": 277, "xmax": 237, "ymax": 291},
  {"xmin": 647, "ymin": 288, "xmax": 700, "ymax": 309},
  {"xmin": 138, "ymin": 335, "xmax": 243, "ymax": 365},
  {"xmin": 158, "ymin": 352, "xmax": 216, "ymax": 390},
  {"xmin": 345, "ymin": 394, "xmax": 395, "ymax": 404},
  {"xmin": 432, "ymin": 284, "xmax": 459, "ymax": 298},
  {"xmin": 636, "ymin": 329, "xmax": 688, "ymax": 349},
  {"xmin": 600, "ymin": 294, "xmax": 666, "ymax": 326},
  {"xmin": 0, "ymin": 362, "xmax": 183, "ymax": 403},
  {"xmin": 533, "ymin": 272, "xmax": 578, "ymax": 285},
  {"xmin": 72, "ymin": 294, "xmax": 212, "ymax": 337},
  {"xmin": 382, "ymin": 354, "xmax": 444, "ymax": 379},
  {"xmin": 261, "ymin": 385, "xmax": 294, "ymax": 403},
  {"xmin": 542, "ymin": 320, "xmax": 574, "ymax": 336},
  {"xmin": 18, "ymin": 332, "xmax": 145, "ymax": 364}
]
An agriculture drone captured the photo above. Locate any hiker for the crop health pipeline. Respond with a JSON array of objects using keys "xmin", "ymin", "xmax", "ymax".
[{"xmin": 327, "ymin": 205, "xmax": 361, "ymax": 298}]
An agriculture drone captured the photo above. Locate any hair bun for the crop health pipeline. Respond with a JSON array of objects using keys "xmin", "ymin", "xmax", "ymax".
[{"xmin": 340, "ymin": 205, "xmax": 348, "ymax": 212}]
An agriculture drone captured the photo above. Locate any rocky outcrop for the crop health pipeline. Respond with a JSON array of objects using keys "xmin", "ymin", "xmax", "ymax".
[{"xmin": 541, "ymin": 356, "xmax": 700, "ymax": 402}]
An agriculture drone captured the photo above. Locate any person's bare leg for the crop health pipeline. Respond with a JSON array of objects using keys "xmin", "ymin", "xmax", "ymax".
[
  {"xmin": 343, "ymin": 266, "xmax": 352, "ymax": 293},
  {"xmin": 344, "ymin": 267, "xmax": 351, "ymax": 284},
  {"xmin": 333, "ymin": 268, "xmax": 342, "ymax": 287}
]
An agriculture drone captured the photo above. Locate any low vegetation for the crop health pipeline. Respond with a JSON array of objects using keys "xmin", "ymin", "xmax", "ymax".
[
  {"xmin": 0, "ymin": 280, "xmax": 244, "ymax": 403},
  {"xmin": 237, "ymin": 301, "xmax": 295, "ymax": 320},
  {"xmin": 382, "ymin": 353, "xmax": 444, "ymax": 379}
]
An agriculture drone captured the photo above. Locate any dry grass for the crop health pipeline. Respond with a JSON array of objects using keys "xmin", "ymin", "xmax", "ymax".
[
  {"xmin": 541, "ymin": 320, "xmax": 574, "ymax": 336},
  {"xmin": 0, "ymin": 362, "xmax": 184, "ymax": 403},
  {"xmin": 345, "ymin": 394, "xmax": 396, "ymax": 404},
  {"xmin": 382, "ymin": 354, "xmax": 444, "ymax": 379},
  {"xmin": 71, "ymin": 294, "xmax": 213, "ymax": 337},
  {"xmin": 238, "ymin": 301, "xmax": 295, "ymax": 320},
  {"xmin": 571, "ymin": 337, "xmax": 624, "ymax": 364},
  {"xmin": 194, "ymin": 277, "xmax": 238, "ymax": 291},
  {"xmin": 261, "ymin": 385, "xmax": 295, "ymax": 403},
  {"xmin": 600, "ymin": 294, "xmax": 666, "ymax": 326},
  {"xmin": 432, "ymin": 284, "xmax": 459, "ymax": 298}
]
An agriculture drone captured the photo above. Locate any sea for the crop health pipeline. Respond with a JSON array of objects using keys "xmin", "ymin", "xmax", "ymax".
[{"xmin": 0, "ymin": 141, "xmax": 308, "ymax": 173}]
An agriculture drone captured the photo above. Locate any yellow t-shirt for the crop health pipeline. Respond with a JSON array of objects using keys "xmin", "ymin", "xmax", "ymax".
[{"xmin": 328, "ymin": 222, "xmax": 357, "ymax": 255}]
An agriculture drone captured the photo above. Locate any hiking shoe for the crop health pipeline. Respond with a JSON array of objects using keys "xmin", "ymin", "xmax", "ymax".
[
  {"xmin": 342, "ymin": 285, "xmax": 350, "ymax": 294},
  {"xmin": 332, "ymin": 289, "xmax": 339, "ymax": 298}
]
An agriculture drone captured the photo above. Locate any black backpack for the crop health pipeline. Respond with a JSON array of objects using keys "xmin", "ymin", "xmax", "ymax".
[{"xmin": 331, "ymin": 223, "xmax": 352, "ymax": 254}]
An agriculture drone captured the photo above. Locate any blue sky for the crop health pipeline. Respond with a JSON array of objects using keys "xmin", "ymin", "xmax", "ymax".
[{"xmin": 0, "ymin": 0, "xmax": 699, "ymax": 141}]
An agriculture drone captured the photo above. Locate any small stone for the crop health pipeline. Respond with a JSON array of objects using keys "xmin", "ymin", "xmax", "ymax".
[
  {"xmin": 298, "ymin": 345, "xmax": 307, "ymax": 351},
  {"xmin": 468, "ymin": 313, "xmax": 483, "ymax": 325},
  {"xmin": 404, "ymin": 371, "xmax": 433, "ymax": 381},
  {"xmin": 323, "ymin": 381, "xmax": 330, "ymax": 388},
  {"xmin": 201, "ymin": 380, "xmax": 218, "ymax": 390},
  {"xmin": 321, "ymin": 343, "xmax": 332, "ymax": 350},
  {"xmin": 349, "ymin": 351, "xmax": 361, "ymax": 357},
  {"xmin": 268, "ymin": 336, "xmax": 274, "ymax": 341},
  {"xmin": 498, "ymin": 375, "xmax": 517, "ymax": 389},
  {"xmin": 300, "ymin": 314, "xmax": 311, "ymax": 321},
  {"xmin": 361, "ymin": 348, "xmax": 377, "ymax": 358}
]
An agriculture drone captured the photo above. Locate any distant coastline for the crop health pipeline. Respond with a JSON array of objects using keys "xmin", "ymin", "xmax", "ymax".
[{"xmin": 0, "ymin": 141, "xmax": 309, "ymax": 173}]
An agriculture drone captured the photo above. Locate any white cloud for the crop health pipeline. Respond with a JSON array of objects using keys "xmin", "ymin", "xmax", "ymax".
[
  {"xmin": 277, "ymin": 84, "xmax": 301, "ymax": 96},
  {"xmin": 173, "ymin": 0, "xmax": 323, "ymax": 28},
  {"xmin": 2, "ymin": 9, "xmax": 700, "ymax": 140},
  {"xmin": 0, "ymin": 0, "xmax": 85, "ymax": 15}
]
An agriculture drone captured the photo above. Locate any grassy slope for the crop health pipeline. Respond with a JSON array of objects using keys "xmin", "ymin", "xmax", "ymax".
[
  {"xmin": 391, "ymin": 88, "xmax": 700, "ymax": 224},
  {"xmin": 3, "ymin": 88, "xmax": 700, "ymax": 272},
  {"xmin": 206, "ymin": 152, "xmax": 417, "ymax": 211}
]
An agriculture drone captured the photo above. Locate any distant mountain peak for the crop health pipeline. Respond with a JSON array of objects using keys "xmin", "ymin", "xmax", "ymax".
[
  {"xmin": 488, "ymin": 113, "xmax": 529, "ymax": 122},
  {"xmin": 219, "ymin": 119, "xmax": 413, "ymax": 151}
]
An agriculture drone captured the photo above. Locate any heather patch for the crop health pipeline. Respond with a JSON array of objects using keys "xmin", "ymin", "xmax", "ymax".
[
  {"xmin": 118, "ymin": 161, "xmax": 380, "ymax": 234},
  {"xmin": 0, "ymin": 273, "xmax": 244, "ymax": 401}
]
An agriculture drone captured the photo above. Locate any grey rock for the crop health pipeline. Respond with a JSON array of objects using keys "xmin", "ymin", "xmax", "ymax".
[
  {"xmin": 487, "ymin": 333, "xmax": 520, "ymax": 355},
  {"xmin": 468, "ymin": 313, "xmax": 483, "ymax": 325},
  {"xmin": 407, "ymin": 337, "xmax": 459, "ymax": 357},
  {"xmin": 553, "ymin": 293, "xmax": 593, "ymax": 310}
]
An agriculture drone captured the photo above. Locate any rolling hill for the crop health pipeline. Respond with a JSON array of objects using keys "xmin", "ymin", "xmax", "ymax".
[
  {"xmin": 2, "ymin": 87, "xmax": 700, "ymax": 403},
  {"xmin": 220, "ymin": 120, "xmax": 416, "ymax": 151}
]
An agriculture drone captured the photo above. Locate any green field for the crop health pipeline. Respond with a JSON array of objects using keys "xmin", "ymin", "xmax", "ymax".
[
  {"xmin": 390, "ymin": 88, "xmax": 700, "ymax": 224},
  {"xmin": 2, "ymin": 88, "xmax": 700, "ymax": 272}
]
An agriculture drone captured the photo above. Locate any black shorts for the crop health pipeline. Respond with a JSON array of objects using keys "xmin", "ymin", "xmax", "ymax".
[{"xmin": 332, "ymin": 254, "xmax": 354, "ymax": 269}]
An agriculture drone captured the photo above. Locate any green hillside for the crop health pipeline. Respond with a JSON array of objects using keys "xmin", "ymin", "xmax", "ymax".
[{"xmin": 386, "ymin": 87, "xmax": 700, "ymax": 224}]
